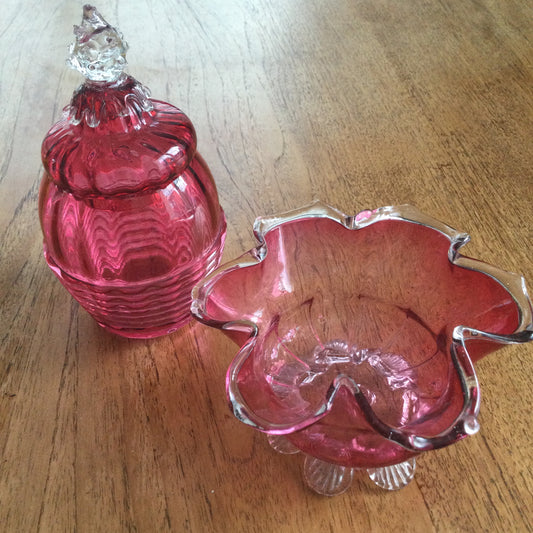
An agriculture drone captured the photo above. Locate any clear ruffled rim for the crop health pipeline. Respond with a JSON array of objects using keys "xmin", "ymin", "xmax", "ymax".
[{"xmin": 191, "ymin": 201, "xmax": 533, "ymax": 452}]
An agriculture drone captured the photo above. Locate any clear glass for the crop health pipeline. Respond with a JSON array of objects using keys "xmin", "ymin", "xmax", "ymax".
[
  {"xmin": 192, "ymin": 202, "xmax": 533, "ymax": 491},
  {"xmin": 39, "ymin": 6, "xmax": 226, "ymax": 338},
  {"xmin": 68, "ymin": 5, "xmax": 128, "ymax": 83}
]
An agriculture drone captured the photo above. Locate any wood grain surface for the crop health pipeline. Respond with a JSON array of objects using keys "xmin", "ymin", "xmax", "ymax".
[{"xmin": 1, "ymin": 1, "xmax": 532, "ymax": 531}]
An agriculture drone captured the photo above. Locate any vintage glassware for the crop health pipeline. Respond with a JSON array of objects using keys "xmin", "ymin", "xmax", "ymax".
[
  {"xmin": 39, "ymin": 6, "xmax": 226, "ymax": 338},
  {"xmin": 191, "ymin": 202, "xmax": 533, "ymax": 495}
]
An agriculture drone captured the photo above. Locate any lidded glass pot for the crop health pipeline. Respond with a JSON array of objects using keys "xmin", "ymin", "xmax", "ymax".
[{"xmin": 39, "ymin": 6, "xmax": 226, "ymax": 338}]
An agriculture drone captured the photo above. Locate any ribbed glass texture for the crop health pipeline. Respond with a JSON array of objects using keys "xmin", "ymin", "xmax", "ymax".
[{"xmin": 39, "ymin": 78, "xmax": 225, "ymax": 338}]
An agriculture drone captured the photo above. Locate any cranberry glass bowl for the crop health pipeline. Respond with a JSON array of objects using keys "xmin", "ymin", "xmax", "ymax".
[{"xmin": 192, "ymin": 203, "xmax": 532, "ymax": 495}]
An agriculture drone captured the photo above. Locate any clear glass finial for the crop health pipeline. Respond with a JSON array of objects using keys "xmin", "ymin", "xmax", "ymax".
[{"xmin": 68, "ymin": 5, "xmax": 128, "ymax": 82}]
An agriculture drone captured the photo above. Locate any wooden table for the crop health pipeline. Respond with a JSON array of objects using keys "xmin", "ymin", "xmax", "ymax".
[{"xmin": 1, "ymin": 1, "xmax": 531, "ymax": 531}]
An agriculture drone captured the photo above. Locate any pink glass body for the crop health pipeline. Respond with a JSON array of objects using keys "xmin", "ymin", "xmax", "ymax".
[
  {"xmin": 192, "ymin": 204, "xmax": 531, "ymax": 468},
  {"xmin": 39, "ymin": 77, "xmax": 226, "ymax": 338}
]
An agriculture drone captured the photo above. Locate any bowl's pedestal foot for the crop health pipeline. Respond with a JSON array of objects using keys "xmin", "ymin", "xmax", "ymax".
[
  {"xmin": 266, "ymin": 435, "xmax": 416, "ymax": 494},
  {"xmin": 303, "ymin": 456, "xmax": 354, "ymax": 496},
  {"xmin": 367, "ymin": 457, "xmax": 416, "ymax": 490},
  {"xmin": 266, "ymin": 434, "xmax": 300, "ymax": 454},
  {"xmin": 267, "ymin": 437, "xmax": 354, "ymax": 495}
]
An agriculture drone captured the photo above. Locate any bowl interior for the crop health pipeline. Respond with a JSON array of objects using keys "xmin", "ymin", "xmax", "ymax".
[{"xmin": 202, "ymin": 216, "xmax": 520, "ymax": 465}]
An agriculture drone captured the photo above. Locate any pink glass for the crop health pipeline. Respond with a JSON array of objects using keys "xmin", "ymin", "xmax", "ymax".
[
  {"xmin": 192, "ymin": 202, "xmax": 533, "ymax": 494},
  {"xmin": 39, "ymin": 6, "xmax": 226, "ymax": 338}
]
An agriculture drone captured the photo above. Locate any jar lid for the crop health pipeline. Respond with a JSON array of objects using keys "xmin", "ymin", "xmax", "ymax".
[{"xmin": 41, "ymin": 5, "xmax": 197, "ymax": 198}]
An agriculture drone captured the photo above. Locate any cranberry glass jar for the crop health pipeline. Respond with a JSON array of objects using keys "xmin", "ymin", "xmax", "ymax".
[{"xmin": 39, "ymin": 6, "xmax": 226, "ymax": 338}]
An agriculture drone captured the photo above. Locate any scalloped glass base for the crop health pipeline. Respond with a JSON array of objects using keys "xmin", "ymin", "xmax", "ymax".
[
  {"xmin": 303, "ymin": 456, "xmax": 354, "ymax": 496},
  {"xmin": 266, "ymin": 434, "xmax": 300, "ymax": 454},
  {"xmin": 367, "ymin": 457, "xmax": 416, "ymax": 490},
  {"xmin": 266, "ymin": 435, "xmax": 417, "ymax": 495}
]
